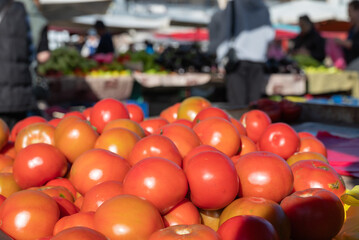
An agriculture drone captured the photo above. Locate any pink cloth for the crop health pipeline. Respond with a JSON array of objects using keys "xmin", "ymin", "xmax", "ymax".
[
  {"xmin": 316, "ymin": 131, "xmax": 359, "ymax": 178},
  {"xmin": 325, "ymin": 39, "xmax": 346, "ymax": 70}
]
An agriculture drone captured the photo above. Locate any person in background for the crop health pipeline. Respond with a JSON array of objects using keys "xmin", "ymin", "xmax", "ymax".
[
  {"xmin": 81, "ymin": 28, "xmax": 99, "ymax": 58},
  {"xmin": 335, "ymin": 0, "xmax": 359, "ymax": 66},
  {"xmin": 94, "ymin": 20, "xmax": 114, "ymax": 54},
  {"xmin": 0, "ymin": 0, "xmax": 37, "ymax": 128},
  {"xmin": 291, "ymin": 15, "xmax": 326, "ymax": 63}
]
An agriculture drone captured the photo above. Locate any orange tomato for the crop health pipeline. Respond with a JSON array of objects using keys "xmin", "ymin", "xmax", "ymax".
[
  {"xmin": 160, "ymin": 103, "xmax": 181, "ymax": 123},
  {"xmin": 33, "ymin": 186, "xmax": 74, "ymax": 202},
  {"xmin": 103, "ymin": 118, "xmax": 146, "ymax": 138},
  {"xmin": 286, "ymin": 152, "xmax": 328, "ymax": 166},
  {"xmin": 0, "ymin": 154, "xmax": 13, "ymax": 172},
  {"xmin": 94, "ymin": 194, "xmax": 164, "ymax": 239},
  {"xmin": 177, "ymin": 96, "xmax": 211, "ymax": 121},
  {"xmin": 0, "ymin": 189, "xmax": 60, "ymax": 239},
  {"xmin": 48, "ymin": 118, "xmax": 62, "ymax": 127},
  {"xmin": 172, "ymin": 119, "xmax": 193, "ymax": 128},
  {"xmin": 149, "ymin": 224, "xmax": 221, "ymax": 240},
  {"xmin": 126, "ymin": 103, "xmax": 145, "ymax": 123},
  {"xmin": 55, "ymin": 116, "xmax": 99, "ymax": 163},
  {"xmin": 0, "ymin": 142, "xmax": 16, "ymax": 159},
  {"xmin": 230, "ymin": 117, "xmax": 247, "ymax": 136},
  {"xmin": 199, "ymin": 209, "xmax": 222, "ymax": 231},
  {"xmin": 9, "ymin": 116, "xmax": 46, "ymax": 142},
  {"xmin": 0, "ymin": 119, "xmax": 9, "ymax": 151},
  {"xmin": 298, "ymin": 137, "xmax": 327, "ymax": 157},
  {"xmin": 140, "ymin": 117, "xmax": 169, "ymax": 135},
  {"xmin": 0, "ymin": 173, "xmax": 22, "ymax": 197},
  {"xmin": 231, "ymin": 135, "xmax": 258, "ymax": 163},
  {"xmin": 53, "ymin": 212, "xmax": 96, "ymax": 236},
  {"xmin": 163, "ymin": 199, "xmax": 201, "ymax": 227},
  {"xmin": 63, "ymin": 111, "xmax": 86, "ymax": 120},
  {"xmin": 52, "ymin": 226, "xmax": 107, "ymax": 240},
  {"xmin": 45, "ymin": 178, "xmax": 78, "ymax": 200},
  {"xmin": 69, "ymin": 149, "xmax": 130, "ymax": 195}
]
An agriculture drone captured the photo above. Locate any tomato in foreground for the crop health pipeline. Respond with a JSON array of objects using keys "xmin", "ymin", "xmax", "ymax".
[{"xmin": 149, "ymin": 224, "xmax": 221, "ymax": 240}]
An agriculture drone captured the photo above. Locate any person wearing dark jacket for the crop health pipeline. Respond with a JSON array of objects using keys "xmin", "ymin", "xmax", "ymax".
[
  {"xmin": 94, "ymin": 20, "xmax": 114, "ymax": 54},
  {"xmin": 292, "ymin": 15, "xmax": 326, "ymax": 63},
  {"xmin": 0, "ymin": 0, "xmax": 37, "ymax": 128}
]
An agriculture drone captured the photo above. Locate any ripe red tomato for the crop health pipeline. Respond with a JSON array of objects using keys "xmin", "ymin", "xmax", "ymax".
[
  {"xmin": 123, "ymin": 157, "xmax": 188, "ymax": 214},
  {"xmin": 219, "ymin": 197, "xmax": 290, "ymax": 240},
  {"xmin": 103, "ymin": 118, "xmax": 146, "ymax": 138},
  {"xmin": 160, "ymin": 103, "xmax": 180, "ymax": 123},
  {"xmin": 53, "ymin": 212, "xmax": 96, "ymax": 236},
  {"xmin": 184, "ymin": 151, "xmax": 239, "ymax": 210},
  {"xmin": 162, "ymin": 199, "xmax": 201, "ymax": 227},
  {"xmin": 0, "ymin": 189, "xmax": 60, "ymax": 239},
  {"xmin": 52, "ymin": 227, "xmax": 108, "ymax": 240},
  {"xmin": 13, "ymin": 143, "xmax": 68, "ymax": 189},
  {"xmin": 34, "ymin": 185, "xmax": 74, "ymax": 202},
  {"xmin": 258, "ymin": 123, "xmax": 300, "ymax": 159},
  {"xmin": 52, "ymin": 196, "xmax": 79, "ymax": 218},
  {"xmin": 280, "ymin": 188, "xmax": 345, "ymax": 240},
  {"xmin": 139, "ymin": 117, "xmax": 169, "ymax": 135},
  {"xmin": 45, "ymin": 178, "xmax": 78, "ymax": 200},
  {"xmin": 90, "ymin": 98, "xmax": 129, "ymax": 133},
  {"xmin": 149, "ymin": 224, "xmax": 221, "ymax": 240},
  {"xmin": 217, "ymin": 215, "xmax": 279, "ymax": 240},
  {"xmin": 192, "ymin": 107, "xmax": 231, "ymax": 127},
  {"xmin": 235, "ymin": 151, "xmax": 293, "ymax": 203},
  {"xmin": 193, "ymin": 117, "xmax": 241, "ymax": 157},
  {"xmin": 63, "ymin": 111, "xmax": 86, "ymax": 120},
  {"xmin": 240, "ymin": 110, "xmax": 271, "ymax": 143},
  {"xmin": 298, "ymin": 137, "xmax": 327, "ymax": 157},
  {"xmin": 69, "ymin": 149, "xmax": 130, "ymax": 195},
  {"xmin": 48, "ymin": 118, "xmax": 62, "ymax": 127},
  {"xmin": 82, "ymin": 107, "xmax": 92, "ymax": 121},
  {"xmin": 9, "ymin": 116, "xmax": 46, "ymax": 142},
  {"xmin": 230, "ymin": 117, "xmax": 247, "ymax": 136},
  {"xmin": 55, "ymin": 116, "xmax": 99, "ymax": 163},
  {"xmin": 0, "ymin": 119, "xmax": 9, "ymax": 151},
  {"xmin": 291, "ymin": 160, "xmax": 346, "ymax": 198},
  {"xmin": 297, "ymin": 131, "xmax": 315, "ymax": 138},
  {"xmin": 126, "ymin": 103, "xmax": 145, "ymax": 123},
  {"xmin": 177, "ymin": 96, "xmax": 212, "ymax": 121},
  {"xmin": 94, "ymin": 194, "xmax": 164, "ymax": 239},
  {"xmin": 182, "ymin": 145, "xmax": 219, "ymax": 169},
  {"xmin": 172, "ymin": 119, "xmax": 193, "ymax": 128}
]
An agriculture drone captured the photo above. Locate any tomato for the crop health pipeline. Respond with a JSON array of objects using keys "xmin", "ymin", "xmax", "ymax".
[
  {"xmin": 0, "ymin": 189, "xmax": 60, "ymax": 239},
  {"xmin": 219, "ymin": 197, "xmax": 290, "ymax": 240},
  {"xmin": 172, "ymin": 119, "xmax": 193, "ymax": 128},
  {"xmin": 235, "ymin": 151, "xmax": 293, "ymax": 202},
  {"xmin": 15, "ymin": 122, "xmax": 56, "ymax": 153},
  {"xmin": 182, "ymin": 145, "xmax": 219, "ymax": 169},
  {"xmin": 94, "ymin": 194, "xmax": 164, "ymax": 239},
  {"xmin": 53, "ymin": 196, "xmax": 79, "ymax": 218},
  {"xmin": 160, "ymin": 103, "xmax": 180, "ymax": 123},
  {"xmin": 123, "ymin": 157, "xmax": 188, "ymax": 214},
  {"xmin": 0, "ymin": 173, "xmax": 21, "ymax": 197},
  {"xmin": 34, "ymin": 186, "xmax": 74, "ymax": 202},
  {"xmin": 81, "ymin": 181, "xmax": 124, "ymax": 212},
  {"xmin": 53, "ymin": 212, "xmax": 96, "ymax": 236},
  {"xmin": 127, "ymin": 134, "xmax": 182, "ymax": 167},
  {"xmin": 217, "ymin": 215, "xmax": 279, "ymax": 240},
  {"xmin": 177, "ymin": 96, "xmax": 211, "ymax": 122},
  {"xmin": 163, "ymin": 199, "xmax": 201, "ymax": 227},
  {"xmin": 250, "ymin": 98, "xmax": 282, "ymax": 122},
  {"xmin": 235, "ymin": 135, "xmax": 258, "ymax": 159},
  {"xmin": 140, "ymin": 117, "xmax": 169, "ymax": 135},
  {"xmin": 291, "ymin": 160, "xmax": 346, "ymax": 198},
  {"xmin": 154, "ymin": 123, "xmax": 201, "ymax": 158},
  {"xmin": 0, "ymin": 142, "xmax": 16, "ymax": 159},
  {"xmin": 297, "ymin": 131, "xmax": 315, "ymax": 138},
  {"xmin": 192, "ymin": 107, "xmax": 231, "ymax": 127},
  {"xmin": 48, "ymin": 118, "xmax": 62, "ymax": 127},
  {"xmin": 0, "ymin": 154, "xmax": 13, "ymax": 172},
  {"xmin": 258, "ymin": 123, "xmax": 300, "ymax": 159},
  {"xmin": 230, "ymin": 117, "xmax": 247, "ymax": 136},
  {"xmin": 9, "ymin": 116, "xmax": 46, "ymax": 142},
  {"xmin": 193, "ymin": 117, "xmax": 241, "ymax": 157},
  {"xmin": 0, "ymin": 195, "xmax": 5, "ymax": 206},
  {"xmin": 90, "ymin": 98, "xmax": 129, "ymax": 133},
  {"xmin": 45, "ymin": 178, "xmax": 78, "ymax": 200},
  {"xmin": 69, "ymin": 149, "xmax": 130, "ymax": 195},
  {"xmin": 82, "ymin": 107, "xmax": 92, "ymax": 121},
  {"xmin": 63, "ymin": 111, "xmax": 86, "ymax": 120},
  {"xmin": 199, "ymin": 209, "xmax": 222, "ymax": 231},
  {"xmin": 74, "ymin": 195, "xmax": 84, "ymax": 209},
  {"xmin": 298, "ymin": 137, "xmax": 327, "ymax": 157},
  {"xmin": 13, "ymin": 143, "xmax": 67, "ymax": 189},
  {"xmin": 52, "ymin": 227, "xmax": 107, "ymax": 240},
  {"xmin": 126, "ymin": 103, "xmax": 145, "ymax": 123},
  {"xmin": 286, "ymin": 152, "xmax": 328, "ymax": 166},
  {"xmin": 184, "ymin": 151, "xmax": 239, "ymax": 210},
  {"xmin": 240, "ymin": 109, "xmax": 271, "ymax": 143},
  {"xmin": 149, "ymin": 224, "xmax": 220, "ymax": 240},
  {"xmin": 55, "ymin": 116, "xmax": 99, "ymax": 163},
  {"xmin": 103, "ymin": 118, "xmax": 146, "ymax": 138},
  {"xmin": 0, "ymin": 119, "xmax": 9, "ymax": 151},
  {"xmin": 280, "ymin": 188, "xmax": 345, "ymax": 240}
]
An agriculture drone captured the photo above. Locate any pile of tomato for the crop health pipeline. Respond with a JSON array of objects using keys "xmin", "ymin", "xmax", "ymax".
[{"xmin": 0, "ymin": 96, "xmax": 349, "ymax": 240}]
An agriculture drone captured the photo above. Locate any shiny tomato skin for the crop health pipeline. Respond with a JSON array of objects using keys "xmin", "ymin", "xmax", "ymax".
[
  {"xmin": 0, "ymin": 172, "xmax": 22, "ymax": 197},
  {"xmin": 139, "ymin": 117, "xmax": 169, "ymax": 135},
  {"xmin": 163, "ymin": 199, "xmax": 201, "ymax": 227},
  {"xmin": 192, "ymin": 107, "xmax": 231, "ymax": 127},
  {"xmin": 235, "ymin": 151, "xmax": 293, "ymax": 203},
  {"xmin": 149, "ymin": 224, "xmax": 221, "ymax": 240},
  {"xmin": 177, "ymin": 96, "xmax": 212, "ymax": 122},
  {"xmin": 53, "ymin": 211, "xmax": 96, "ymax": 236},
  {"xmin": 0, "ymin": 119, "xmax": 9, "ymax": 151},
  {"xmin": 63, "ymin": 111, "xmax": 86, "ymax": 120},
  {"xmin": 280, "ymin": 188, "xmax": 345, "ymax": 240},
  {"xmin": 82, "ymin": 107, "xmax": 92, "ymax": 121},
  {"xmin": 286, "ymin": 152, "xmax": 328, "ymax": 166},
  {"xmin": 94, "ymin": 194, "xmax": 164, "ymax": 240},
  {"xmin": 52, "ymin": 196, "xmax": 79, "ymax": 218},
  {"xmin": 48, "ymin": 118, "xmax": 62, "ymax": 127},
  {"xmin": 240, "ymin": 109, "xmax": 271, "ymax": 143},
  {"xmin": 184, "ymin": 151, "xmax": 239, "ymax": 210},
  {"xmin": 126, "ymin": 103, "xmax": 145, "ymax": 123},
  {"xmin": 160, "ymin": 103, "xmax": 180, "ymax": 123},
  {"xmin": 52, "ymin": 226, "xmax": 108, "ymax": 240},
  {"xmin": 182, "ymin": 145, "xmax": 219, "ymax": 170},
  {"xmin": 123, "ymin": 157, "xmax": 188, "ymax": 214},
  {"xmin": 103, "ymin": 118, "xmax": 146, "ymax": 138},
  {"xmin": 9, "ymin": 116, "xmax": 47, "ymax": 142},
  {"xmin": 13, "ymin": 143, "xmax": 68, "ymax": 189},
  {"xmin": 45, "ymin": 178, "xmax": 78, "ymax": 200},
  {"xmin": 298, "ymin": 137, "xmax": 327, "ymax": 157},
  {"xmin": 0, "ymin": 189, "xmax": 60, "ymax": 239},
  {"xmin": 90, "ymin": 98, "xmax": 129, "ymax": 134},
  {"xmin": 258, "ymin": 123, "xmax": 300, "ymax": 159}
]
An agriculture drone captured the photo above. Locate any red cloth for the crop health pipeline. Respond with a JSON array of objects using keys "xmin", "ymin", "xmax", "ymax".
[{"xmin": 316, "ymin": 131, "xmax": 359, "ymax": 178}]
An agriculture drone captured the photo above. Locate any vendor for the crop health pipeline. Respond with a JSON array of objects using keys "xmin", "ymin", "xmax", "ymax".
[{"xmin": 291, "ymin": 15, "xmax": 326, "ymax": 63}]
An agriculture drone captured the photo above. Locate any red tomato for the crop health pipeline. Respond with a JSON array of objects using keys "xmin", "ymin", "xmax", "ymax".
[
  {"xmin": 15, "ymin": 122, "xmax": 56, "ymax": 152},
  {"xmin": 94, "ymin": 194, "xmax": 164, "ymax": 239},
  {"xmin": 298, "ymin": 137, "xmax": 327, "ymax": 157},
  {"xmin": 230, "ymin": 117, "xmax": 247, "ymax": 136},
  {"xmin": 53, "ymin": 196, "xmax": 79, "ymax": 218},
  {"xmin": 63, "ymin": 111, "xmax": 86, "ymax": 120},
  {"xmin": 172, "ymin": 119, "xmax": 193, "ymax": 128},
  {"xmin": 217, "ymin": 215, "xmax": 279, "ymax": 240},
  {"xmin": 235, "ymin": 151, "xmax": 293, "ymax": 203},
  {"xmin": 123, "ymin": 157, "xmax": 188, "ymax": 214},
  {"xmin": 177, "ymin": 96, "xmax": 212, "ymax": 121},
  {"xmin": 280, "ymin": 188, "xmax": 345, "ymax": 240},
  {"xmin": 82, "ymin": 107, "xmax": 92, "ymax": 121},
  {"xmin": 192, "ymin": 107, "xmax": 231, "ymax": 127},
  {"xmin": 48, "ymin": 118, "xmax": 62, "ymax": 127},
  {"xmin": 291, "ymin": 160, "xmax": 346, "ymax": 198},
  {"xmin": 53, "ymin": 212, "xmax": 96, "ymax": 236},
  {"xmin": 184, "ymin": 151, "xmax": 239, "ymax": 210},
  {"xmin": 219, "ymin": 197, "xmax": 290, "ymax": 240},
  {"xmin": 258, "ymin": 123, "xmax": 300, "ymax": 159},
  {"xmin": 240, "ymin": 109, "xmax": 271, "ymax": 143},
  {"xmin": 298, "ymin": 131, "xmax": 315, "ymax": 138},
  {"xmin": 149, "ymin": 224, "xmax": 220, "ymax": 240},
  {"xmin": 103, "ymin": 118, "xmax": 146, "ymax": 138},
  {"xmin": 81, "ymin": 180, "xmax": 124, "ymax": 212},
  {"xmin": 154, "ymin": 123, "xmax": 201, "ymax": 158},
  {"xmin": 90, "ymin": 98, "xmax": 129, "ymax": 133},
  {"xmin": 140, "ymin": 117, "xmax": 169, "ymax": 135},
  {"xmin": 55, "ymin": 116, "xmax": 99, "ymax": 163},
  {"xmin": 0, "ymin": 119, "xmax": 9, "ymax": 151},
  {"xmin": 163, "ymin": 199, "xmax": 201, "ymax": 227},
  {"xmin": 126, "ymin": 103, "xmax": 145, "ymax": 123},
  {"xmin": 45, "ymin": 178, "xmax": 78, "ymax": 200},
  {"xmin": 0, "ymin": 195, "xmax": 5, "ymax": 206},
  {"xmin": 127, "ymin": 134, "xmax": 182, "ymax": 167},
  {"xmin": 13, "ymin": 143, "xmax": 67, "ymax": 189},
  {"xmin": 69, "ymin": 149, "xmax": 130, "ymax": 195},
  {"xmin": 52, "ymin": 227, "xmax": 107, "ymax": 240},
  {"xmin": 0, "ymin": 154, "xmax": 13, "ymax": 172},
  {"xmin": 34, "ymin": 185, "xmax": 74, "ymax": 202},
  {"xmin": 160, "ymin": 103, "xmax": 180, "ymax": 123},
  {"xmin": 9, "ymin": 116, "xmax": 46, "ymax": 142},
  {"xmin": 182, "ymin": 145, "xmax": 219, "ymax": 169},
  {"xmin": 193, "ymin": 117, "xmax": 241, "ymax": 157},
  {"xmin": 0, "ymin": 189, "xmax": 60, "ymax": 239}
]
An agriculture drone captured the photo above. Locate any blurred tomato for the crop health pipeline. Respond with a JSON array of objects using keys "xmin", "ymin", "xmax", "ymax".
[
  {"xmin": 52, "ymin": 227, "xmax": 107, "ymax": 240},
  {"xmin": 199, "ymin": 209, "xmax": 222, "ymax": 231},
  {"xmin": 126, "ymin": 103, "xmax": 145, "ymax": 123},
  {"xmin": 0, "ymin": 142, "xmax": 16, "ymax": 159},
  {"xmin": 140, "ymin": 117, "xmax": 169, "ymax": 135},
  {"xmin": 0, "ymin": 172, "xmax": 21, "ymax": 197},
  {"xmin": 298, "ymin": 137, "xmax": 327, "ymax": 157},
  {"xmin": 53, "ymin": 212, "xmax": 96, "ymax": 236},
  {"xmin": 192, "ymin": 107, "xmax": 231, "ymax": 127},
  {"xmin": 13, "ymin": 143, "xmax": 67, "ymax": 189},
  {"xmin": 286, "ymin": 152, "xmax": 328, "ymax": 166},
  {"xmin": 235, "ymin": 135, "xmax": 257, "ymax": 159},
  {"xmin": 229, "ymin": 117, "xmax": 247, "ymax": 136},
  {"xmin": 149, "ymin": 224, "xmax": 221, "ymax": 240},
  {"xmin": 48, "ymin": 118, "xmax": 62, "ymax": 127},
  {"xmin": 172, "ymin": 119, "xmax": 192, "ymax": 128},
  {"xmin": 0, "ymin": 154, "xmax": 13, "ymax": 172},
  {"xmin": 9, "ymin": 116, "xmax": 46, "ymax": 142},
  {"xmin": 103, "ymin": 118, "xmax": 145, "ymax": 138},
  {"xmin": 82, "ymin": 107, "xmax": 92, "ymax": 121},
  {"xmin": 240, "ymin": 110, "xmax": 271, "ymax": 143},
  {"xmin": 250, "ymin": 98, "xmax": 282, "ymax": 122},
  {"xmin": 163, "ymin": 199, "xmax": 201, "ymax": 227},
  {"xmin": 297, "ymin": 131, "xmax": 315, "ymax": 138},
  {"xmin": 63, "ymin": 111, "xmax": 86, "ymax": 120},
  {"xmin": 160, "ymin": 103, "xmax": 180, "ymax": 123},
  {"xmin": 0, "ymin": 119, "xmax": 9, "ymax": 151},
  {"xmin": 177, "ymin": 96, "xmax": 211, "ymax": 121}
]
